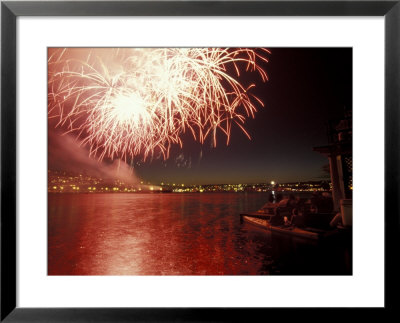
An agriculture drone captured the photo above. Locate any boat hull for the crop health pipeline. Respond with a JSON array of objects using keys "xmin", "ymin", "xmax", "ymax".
[{"xmin": 240, "ymin": 213, "xmax": 323, "ymax": 240}]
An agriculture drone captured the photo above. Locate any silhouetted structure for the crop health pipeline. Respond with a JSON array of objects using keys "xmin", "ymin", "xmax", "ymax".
[{"xmin": 313, "ymin": 108, "xmax": 352, "ymax": 218}]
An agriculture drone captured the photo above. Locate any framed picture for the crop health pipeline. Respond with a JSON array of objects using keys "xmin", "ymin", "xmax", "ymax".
[{"xmin": 1, "ymin": 0, "xmax": 398, "ymax": 321}]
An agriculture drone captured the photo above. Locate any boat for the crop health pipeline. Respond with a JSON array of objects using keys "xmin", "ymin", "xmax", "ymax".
[{"xmin": 239, "ymin": 212, "xmax": 332, "ymax": 240}]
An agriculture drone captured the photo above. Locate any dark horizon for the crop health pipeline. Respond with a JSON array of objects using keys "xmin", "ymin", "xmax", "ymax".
[{"xmin": 48, "ymin": 48, "xmax": 352, "ymax": 185}]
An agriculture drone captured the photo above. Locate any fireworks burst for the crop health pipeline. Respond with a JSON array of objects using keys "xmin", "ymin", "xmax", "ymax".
[{"xmin": 48, "ymin": 48, "xmax": 270, "ymax": 161}]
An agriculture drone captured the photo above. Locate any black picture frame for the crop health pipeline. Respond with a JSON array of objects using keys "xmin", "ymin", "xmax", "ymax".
[{"xmin": 1, "ymin": 1, "xmax": 399, "ymax": 321}]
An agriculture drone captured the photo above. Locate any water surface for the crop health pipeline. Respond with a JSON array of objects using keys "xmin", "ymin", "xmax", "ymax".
[{"xmin": 48, "ymin": 193, "xmax": 351, "ymax": 275}]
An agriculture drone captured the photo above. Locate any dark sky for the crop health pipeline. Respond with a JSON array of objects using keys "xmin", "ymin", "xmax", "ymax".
[
  {"xmin": 133, "ymin": 48, "xmax": 352, "ymax": 185},
  {"xmin": 49, "ymin": 48, "xmax": 352, "ymax": 185}
]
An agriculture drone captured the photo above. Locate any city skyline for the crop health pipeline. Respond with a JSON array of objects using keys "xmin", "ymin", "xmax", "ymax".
[{"xmin": 48, "ymin": 169, "xmax": 331, "ymax": 194}]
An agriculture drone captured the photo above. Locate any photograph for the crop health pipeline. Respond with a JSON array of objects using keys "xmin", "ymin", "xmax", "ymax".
[
  {"xmin": 2, "ymin": 0, "xmax": 398, "ymax": 320},
  {"xmin": 47, "ymin": 47, "xmax": 353, "ymax": 276}
]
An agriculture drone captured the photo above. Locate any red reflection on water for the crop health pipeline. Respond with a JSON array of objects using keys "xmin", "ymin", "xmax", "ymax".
[
  {"xmin": 48, "ymin": 193, "xmax": 272, "ymax": 275},
  {"xmin": 48, "ymin": 193, "xmax": 351, "ymax": 275}
]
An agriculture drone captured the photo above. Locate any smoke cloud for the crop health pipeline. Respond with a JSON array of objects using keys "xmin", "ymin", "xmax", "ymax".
[{"xmin": 48, "ymin": 130, "xmax": 139, "ymax": 185}]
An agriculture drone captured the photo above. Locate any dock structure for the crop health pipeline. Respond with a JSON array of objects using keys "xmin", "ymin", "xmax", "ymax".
[{"xmin": 313, "ymin": 108, "xmax": 352, "ymax": 225}]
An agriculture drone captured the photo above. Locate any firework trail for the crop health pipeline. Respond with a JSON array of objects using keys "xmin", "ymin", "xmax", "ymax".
[{"xmin": 48, "ymin": 48, "xmax": 269, "ymax": 161}]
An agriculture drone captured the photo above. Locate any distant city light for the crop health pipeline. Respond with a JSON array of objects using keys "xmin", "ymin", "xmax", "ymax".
[{"xmin": 48, "ymin": 171, "xmax": 330, "ymax": 194}]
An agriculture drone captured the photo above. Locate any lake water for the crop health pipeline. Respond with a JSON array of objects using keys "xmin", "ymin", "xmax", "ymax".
[{"xmin": 48, "ymin": 192, "xmax": 351, "ymax": 275}]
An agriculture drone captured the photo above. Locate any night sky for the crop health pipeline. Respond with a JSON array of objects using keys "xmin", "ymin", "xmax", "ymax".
[
  {"xmin": 132, "ymin": 48, "xmax": 352, "ymax": 185},
  {"xmin": 48, "ymin": 48, "xmax": 352, "ymax": 185}
]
